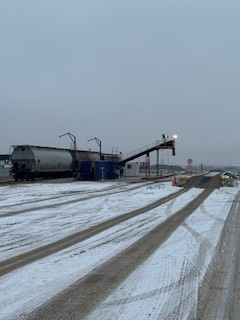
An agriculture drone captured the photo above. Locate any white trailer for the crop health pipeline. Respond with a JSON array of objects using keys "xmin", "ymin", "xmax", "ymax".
[{"xmin": 123, "ymin": 162, "xmax": 139, "ymax": 177}]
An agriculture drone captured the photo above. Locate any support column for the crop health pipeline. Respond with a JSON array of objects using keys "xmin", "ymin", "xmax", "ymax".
[
  {"xmin": 156, "ymin": 149, "xmax": 159, "ymax": 176},
  {"xmin": 146, "ymin": 153, "xmax": 150, "ymax": 178}
]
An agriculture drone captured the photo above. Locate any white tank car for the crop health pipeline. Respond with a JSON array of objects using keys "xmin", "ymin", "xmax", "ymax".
[{"xmin": 11, "ymin": 145, "xmax": 73, "ymax": 181}]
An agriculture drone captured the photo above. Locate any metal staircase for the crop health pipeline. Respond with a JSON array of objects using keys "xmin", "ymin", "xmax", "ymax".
[{"xmin": 119, "ymin": 139, "xmax": 175, "ymax": 166}]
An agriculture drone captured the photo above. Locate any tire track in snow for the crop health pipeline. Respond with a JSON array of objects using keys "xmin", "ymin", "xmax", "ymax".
[
  {"xmin": 27, "ymin": 176, "xmax": 220, "ymax": 320},
  {"xmin": 0, "ymin": 188, "xmax": 186, "ymax": 277},
  {"xmin": 0, "ymin": 182, "xmax": 153, "ymax": 217},
  {"xmin": 158, "ymin": 189, "xmax": 237, "ymax": 319},
  {"xmin": 196, "ymin": 191, "xmax": 240, "ymax": 320}
]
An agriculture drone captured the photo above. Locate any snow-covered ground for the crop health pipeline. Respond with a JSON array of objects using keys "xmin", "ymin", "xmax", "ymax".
[{"xmin": 0, "ymin": 180, "xmax": 239, "ymax": 320}]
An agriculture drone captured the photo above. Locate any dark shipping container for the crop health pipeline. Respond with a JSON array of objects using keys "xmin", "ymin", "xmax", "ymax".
[{"xmin": 80, "ymin": 161, "xmax": 119, "ymax": 180}]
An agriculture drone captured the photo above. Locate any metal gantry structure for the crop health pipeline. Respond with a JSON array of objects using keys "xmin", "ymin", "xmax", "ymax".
[
  {"xmin": 119, "ymin": 135, "xmax": 177, "ymax": 178},
  {"xmin": 59, "ymin": 133, "xmax": 76, "ymax": 152},
  {"xmin": 87, "ymin": 137, "xmax": 102, "ymax": 160},
  {"xmin": 119, "ymin": 139, "xmax": 176, "ymax": 166}
]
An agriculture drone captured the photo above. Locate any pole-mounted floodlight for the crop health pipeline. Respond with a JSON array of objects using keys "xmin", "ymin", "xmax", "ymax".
[
  {"xmin": 59, "ymin": 132, "xmax": 76, "ymax": 151},
  {"xmin": 87, "ymin": 137, "xmax": 102, "ymax": 160},
  {"xmin": 172, "ymin": 134, "xmax": 177, "ymax": 155}
]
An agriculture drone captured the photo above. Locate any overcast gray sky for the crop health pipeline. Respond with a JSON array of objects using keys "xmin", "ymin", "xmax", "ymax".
[{"xmin": 0, "ymin": 0, "xmax": 239, "ymax": 166}]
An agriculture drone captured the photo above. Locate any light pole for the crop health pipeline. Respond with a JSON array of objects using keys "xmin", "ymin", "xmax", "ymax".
[
  {"xmin": 173, "ymin": 134, "xmax": 178, "ymax": 156},
  {"xmin": 87, "ymin": 137, "xmax": 102, "ymax": 160},
  {"xmin": 172, "ymin": 134, "xmax": 178, "ymax": 173},
  {"xmin": 59, "ymin": 132, "xmax": 76, "ymax": 152}
]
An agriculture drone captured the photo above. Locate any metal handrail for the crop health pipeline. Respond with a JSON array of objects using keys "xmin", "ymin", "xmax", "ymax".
[{"xmin": 121, "ymin": 140, "xmax": 163, "ymax": 161}]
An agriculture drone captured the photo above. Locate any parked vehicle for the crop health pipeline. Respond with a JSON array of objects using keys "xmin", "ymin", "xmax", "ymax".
[{"xmin": 221, "ymin": 171, "xmax": 233, "ymax": 180}]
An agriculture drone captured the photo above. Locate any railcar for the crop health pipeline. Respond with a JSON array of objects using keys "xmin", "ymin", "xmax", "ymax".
[{"xmin": 11, "ymin": 145, "xmax": 74, "ymax": 181}]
